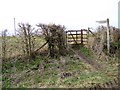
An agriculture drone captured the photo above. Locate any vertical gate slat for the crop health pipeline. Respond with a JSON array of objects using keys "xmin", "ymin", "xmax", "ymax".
[
  {"xmin": 81, "ymin": 30, "xmax": 83, "ymax": 45},
  {"xmin": 66, "ymin": 29, "xmax": 88, "ymax": 45}
]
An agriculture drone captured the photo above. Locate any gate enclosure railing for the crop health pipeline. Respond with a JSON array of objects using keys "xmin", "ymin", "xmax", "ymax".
[{"xmin": 65, "ymin": 29, "xmax": 88, "ymax": 45}]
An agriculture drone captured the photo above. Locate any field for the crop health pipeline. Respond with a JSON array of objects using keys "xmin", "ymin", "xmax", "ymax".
[
  {"xmin": 0, "ymin": 36, "xmax": 46, "ymax": 59},
  {"xmin": 1, "ymin": 36, "xmax": 119, "ymax": 88}
]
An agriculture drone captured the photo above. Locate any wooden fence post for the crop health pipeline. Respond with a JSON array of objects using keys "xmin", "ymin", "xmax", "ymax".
[
  {"xmin": 76, "ymin": 31, "xmax": 78, "ymax": 41},
  {"xmin": 106, "ymin": 18, "xmax": 110, "ymax": 53},
  {"xmin": 65, "ymin": 31, "xmax": 68, "ymax": 48},
  {"xmin": 81, "ymin": 30, "xmax": 83, "ymax": 45}
]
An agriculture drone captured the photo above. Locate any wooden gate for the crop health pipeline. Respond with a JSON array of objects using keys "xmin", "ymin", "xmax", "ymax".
[{"xmin": 66, "ymin": 29, "xmax": 88, "ymax": 45}]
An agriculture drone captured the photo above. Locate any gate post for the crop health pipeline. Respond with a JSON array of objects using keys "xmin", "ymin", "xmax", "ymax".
[
  {"xmin": 81, "ymin": 29, "xmax": 83, "ymax": 45},
  {"xmin": 65, "ymin": 31, "xmax": 68, "ymax": 48}
]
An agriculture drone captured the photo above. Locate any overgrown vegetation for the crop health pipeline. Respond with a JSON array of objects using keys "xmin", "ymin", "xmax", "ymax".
[
  {"xmin": 89, "ymin": 26, "xmax": 120, "ymax": 58},
  {"xmin": 37, "ymin": 24, "xmax": 67, "ymax": 58},
  {"xmin": 1, "ymin": 23, "xmax": 119, "ymax": 88},
  {"xmin": 2, "ymin": 46, "xmax": 118, "ymax": 88}
]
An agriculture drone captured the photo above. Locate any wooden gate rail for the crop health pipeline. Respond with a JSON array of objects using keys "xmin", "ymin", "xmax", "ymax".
[{"xmin": 66, "ymin": 29, "xmax": 88, "ymax": 45}]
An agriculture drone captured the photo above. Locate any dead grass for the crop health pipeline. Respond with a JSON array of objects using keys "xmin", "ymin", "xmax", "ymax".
[
  {"xmin": 2, "ymin": 50, "xmax": 118, "ymax": 88},
  {"xmin": 0, "ymin": 36, "xmax": 46, "ymax": 59},
  {"xmin": 1, "ymin": 35, "xmax": 119, "ymax": 88}
]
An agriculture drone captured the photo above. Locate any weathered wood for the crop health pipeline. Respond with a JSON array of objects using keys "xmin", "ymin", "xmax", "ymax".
[
  {"xmin": 81, "ymin": 30, "xmax": 83, "ymax": 45},
  {"xmin": 67, "ymin": 34, "xmax": 87, "ymax": 36},
  {"xmin": 66, "ymin": 29, "xmax": 87, "ymax": 32},
  {"xmin": 69, "ymin": 32, "xmax": 78, "ymax": 44},
  {"xmin": 106, "ymin": 18, "xmax": 110, "ymax": 53},
  {"xmin": 88, "ymin": 29, "xmax": 96, "ymax": 36},
  {"xmin": 67, "ymin": 40, "xmax": 87, "ymax": 43},
  {"xmin": 66, "ymin": 29, "xmax": 88, "ymax": 45},
  {"xmin": 96, "ymin": 18, "xmax": 111, "ymax": 53},
  {"xmin": 67, "ymin": 36, "xmax": 87, "ymax": 39}
]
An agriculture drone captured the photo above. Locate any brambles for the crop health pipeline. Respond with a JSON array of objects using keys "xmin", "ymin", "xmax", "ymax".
[{"xmin": 37, "ymin": 24, "xmax": 67, "ymax": 58}]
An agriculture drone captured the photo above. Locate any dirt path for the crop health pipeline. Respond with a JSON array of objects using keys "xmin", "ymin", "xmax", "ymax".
[
  {"xmin": 69, "ymin": 48, "xmax": 104, "ymax": 70},
  {"xmin": 69, "ymin": 48, "xmax": 119, "ymax": 89}
]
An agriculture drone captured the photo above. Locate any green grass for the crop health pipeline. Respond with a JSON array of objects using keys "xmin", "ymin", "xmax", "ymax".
[
  {"xmin": 79, "ymin": 46, "xmax": 93, "ymax": 58},
  {"xmin": 1, "ymin": 36, "xmax": 119, "ymax": 88},
  {"xmin": 2, "ymin": 53, "xmax": 118, "ymax": 88}
]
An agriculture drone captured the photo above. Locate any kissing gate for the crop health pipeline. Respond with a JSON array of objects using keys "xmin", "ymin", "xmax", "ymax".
[{"xmin": 66, "ymin": 29, "xmax": 88, "ymax": 45}]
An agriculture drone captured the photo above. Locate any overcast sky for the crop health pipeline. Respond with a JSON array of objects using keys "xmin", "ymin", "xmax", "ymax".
[{"xmin": 0, "ymin": 0, "xmax": 119, "ymax": 35}]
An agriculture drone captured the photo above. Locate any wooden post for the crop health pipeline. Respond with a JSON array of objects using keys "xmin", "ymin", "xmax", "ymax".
[
  {"xmin": 14, "ymin": 18, "xmax": 16, "ymax": 36},
  {"xmin": 99, "ymin": 26, "xmax": 105, "ymax": 54},
  {"xmin": 66, "ymin": 31, "xmax": 68, "ymax": 48},
  {"xmin": 106, "ymin": 18, "xmax": 110, "ymax": 53},
  {"xmin": 96, "ymin": 18, "xmax": 110, "ymax": 53},
  {"xmin": 76, "ymin": 31, "xmax": 78, "ymax": 43},
  {"xmin": 81, "ymin": 30, "xmax": 83, "ymax": 45},
  {"xmin": 87, "ymin": 28, "xmax": 89, "ymax": 36}
]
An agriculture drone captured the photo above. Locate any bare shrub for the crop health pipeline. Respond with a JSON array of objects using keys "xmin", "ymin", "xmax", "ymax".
[
  {"xmin": 18, "ymin": 23, "xmax": 37, "ymax": 62},
  {"xmin": 37, "ymin": 23, "xmax": 67, "ymax": 58}
]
